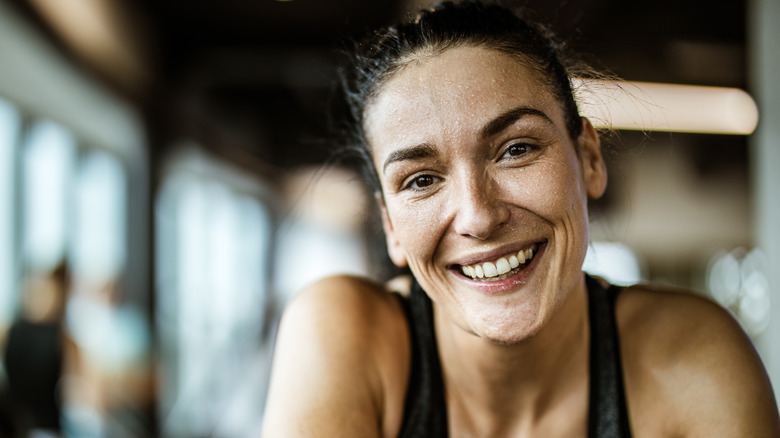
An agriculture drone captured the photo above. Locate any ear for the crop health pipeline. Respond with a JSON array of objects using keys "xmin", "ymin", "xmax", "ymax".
[
  {"xmin": 375, "ymin": 192, "xmax": 408, "ymax": 267},
  {"xmin": 576, "ymin": 117, "xmax": 608, "ymax": 199}
]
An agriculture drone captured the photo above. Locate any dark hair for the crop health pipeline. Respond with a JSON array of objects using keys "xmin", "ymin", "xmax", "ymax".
[{"xmin": 336, "ymin": 0, "xmax": 587, "ymax": 192}]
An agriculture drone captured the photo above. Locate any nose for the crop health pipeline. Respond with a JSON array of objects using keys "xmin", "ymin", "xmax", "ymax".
[{"xmin": 450, "ymin": 172, "xmax": 509, "ymax": 240}]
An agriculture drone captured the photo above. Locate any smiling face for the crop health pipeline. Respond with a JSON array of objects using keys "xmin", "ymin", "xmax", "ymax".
[{"xmin": 364, "ymin": 45, "xmax": 607, "ymax": 344}]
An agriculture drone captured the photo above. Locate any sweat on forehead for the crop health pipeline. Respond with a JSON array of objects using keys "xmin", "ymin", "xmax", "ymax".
[
  {"xmin": 363, "ymin": 45, "xmax": 558, "ymax": 145},
  {"xmin": 363, "ymin": 46, "xmax": 566, "ymax": 171},
  {"xmin": 363, "ymin": 44, "xmax": 554, "ymax": 113}
]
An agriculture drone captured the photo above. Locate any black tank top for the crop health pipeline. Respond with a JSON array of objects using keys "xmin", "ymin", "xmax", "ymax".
[{"xmin": 395, "ymin": 274, "xmax": 632, "ymax": 437}]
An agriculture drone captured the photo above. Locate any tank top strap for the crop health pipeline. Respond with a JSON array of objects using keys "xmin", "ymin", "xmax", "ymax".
[
  {"xmin": 395, "ymin": 281, "xmax": 448, "ymax": 437},
  {"xmin": 586, "ymin": 274, "xmax": 633, "ymax": 438}
]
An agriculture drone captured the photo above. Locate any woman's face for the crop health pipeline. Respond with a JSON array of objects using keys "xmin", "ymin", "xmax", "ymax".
[{"xmin": 364, "ymin": 45, "xmax": 607, "ymax": 344}]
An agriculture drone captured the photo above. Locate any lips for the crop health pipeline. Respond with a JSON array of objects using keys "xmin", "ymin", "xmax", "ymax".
[{"xmin": 454, "ymin": 241, "xmax": 545, "ymax": 281}]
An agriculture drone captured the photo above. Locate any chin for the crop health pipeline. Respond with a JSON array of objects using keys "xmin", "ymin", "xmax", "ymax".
[{"xmin": 469, "ymin": 307, "xmax": 548, "ymax": 346}]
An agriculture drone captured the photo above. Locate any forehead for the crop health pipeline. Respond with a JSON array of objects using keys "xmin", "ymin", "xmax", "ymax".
[{"xmin": 363, "ymin": 45, "xmax": 564, "ymax": 155}]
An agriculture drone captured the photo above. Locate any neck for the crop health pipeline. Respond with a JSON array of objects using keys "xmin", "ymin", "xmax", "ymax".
[{"xmin": 435, "ymin": 275, "xmax": 590, "ymax": 435}]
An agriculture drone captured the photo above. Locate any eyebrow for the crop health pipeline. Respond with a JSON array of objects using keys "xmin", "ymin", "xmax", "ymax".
[
  {"xmin": 479, "ymin": 106, "xmax": 554, "ymax": 140},
  {"xmin": 382, "ymin": 143, "xmax": 437, "ymax": 174},
  {"xmin": 381, "ymin": 106, "xmax": 554, "ymax": 174}
]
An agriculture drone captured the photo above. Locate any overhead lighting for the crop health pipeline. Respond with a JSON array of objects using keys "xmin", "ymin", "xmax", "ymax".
[
  {"xmin": 573, "ymin": 79, "xmax": 759, "ymax": 135},
  {"xmin": 26, "ymin": 0, "xmax": 149, "ymax": 94}
]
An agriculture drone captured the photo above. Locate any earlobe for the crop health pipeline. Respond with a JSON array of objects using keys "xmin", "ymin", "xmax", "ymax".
[
  {"xmin": 577, "ymin": 118, "xmax": 608, "ymax": 199},
  {"xmin": 375, "ymin": 192, "xmax": 408, "ymax": 267}
]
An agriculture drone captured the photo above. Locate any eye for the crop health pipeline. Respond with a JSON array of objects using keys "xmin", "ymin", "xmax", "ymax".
[
  {"xmin": 501, "ymin": 142, "xmax": 538, "ymax": 158},
  {"xmin": 404, "ymin": 174, "xmax": 440, "ymax": 191}
]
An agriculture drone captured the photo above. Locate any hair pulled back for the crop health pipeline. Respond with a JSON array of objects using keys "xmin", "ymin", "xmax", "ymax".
[{"xmin": 337, "ymin": 0, "xmax": 584, "ymax": 191}]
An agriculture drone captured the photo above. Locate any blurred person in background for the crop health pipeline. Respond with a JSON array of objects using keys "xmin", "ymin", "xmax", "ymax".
[
  {"xmin": 2, "ymin": 262, "xmax": 68, "ymax": 437},
  {"xmin": 262, "ymin": 1, "xmax": 780, "ymax": 437}
]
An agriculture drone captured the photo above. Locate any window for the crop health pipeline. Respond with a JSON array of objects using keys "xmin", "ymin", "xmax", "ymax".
[
  {"xmin": 273, "ymin": 165, "xmax": 371, "ymax": 303},
  {"xmin": 21, "ymin": 120, "xmax": 75, "ymax": 273},
  {"xmin": 156, "ymin": 149, "xmax": 274, "ymax": 436},
  {"xmin": 71, "ymin": 150, "xmax": 127, "ymax": 282},
  {"xmin": 0, "ymin": 98, "xmax": 20, "ymax": 326},
  {"xmin": 582, "ymin": 241, "xmax": 643, "ymax": 286}
]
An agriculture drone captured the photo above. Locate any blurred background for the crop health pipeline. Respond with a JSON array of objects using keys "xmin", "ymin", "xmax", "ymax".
[{"xmin": 0, "ymin": 0, "xmax": 777, "ymax": 436}]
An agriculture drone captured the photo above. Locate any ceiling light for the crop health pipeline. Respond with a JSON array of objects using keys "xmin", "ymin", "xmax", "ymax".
[{"xmin": 573, "ymin": 79, "xmax": 759, "ymax": 135}]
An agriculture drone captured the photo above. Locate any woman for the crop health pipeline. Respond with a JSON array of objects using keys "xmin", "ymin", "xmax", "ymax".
[{"xmin": 262, "ymin": 2, "xmax": 780, "ymax": 436}]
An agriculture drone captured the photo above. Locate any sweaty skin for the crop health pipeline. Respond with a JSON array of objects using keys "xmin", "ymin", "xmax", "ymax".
[
  {"xmin": 261, "ymin": 46, "xmax": 780, "ymax": 438},
  {"xmin": 365, "ymin": 46, "xmax": 606, "ymax": 346}
]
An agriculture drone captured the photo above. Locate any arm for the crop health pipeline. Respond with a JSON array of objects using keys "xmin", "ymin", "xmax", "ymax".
[
  {"xmin": 619, "ymin": 287, "xmax": 780, "ymax": 437},
  {"xmin": 674, "ymin": 298, "xmax": 780, "ymax": 437},
  {"xmin": 261, "ymin": 275, "xmax": 407, "ymax": 437}
]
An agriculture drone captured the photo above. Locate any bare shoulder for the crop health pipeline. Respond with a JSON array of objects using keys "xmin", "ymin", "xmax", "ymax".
[
  {"xmin": 281, "ymin": 274, "xmax": 405, "ymax": 334},
  {"xmin": 615, "ymin": 282, "xmax": 744, "ymax": 350},
  {"xmin": 262, "ymin": 275, "xmax": 410, "ymax": 438},
  {"xmin": 614, "ymin": 283, "xmax": 780, "ymax": 437}
]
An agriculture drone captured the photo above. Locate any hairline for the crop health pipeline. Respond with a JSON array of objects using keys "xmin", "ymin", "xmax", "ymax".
[{"xmin": 362, "ymin": 42, "xmax": 571, "ymax": 151}]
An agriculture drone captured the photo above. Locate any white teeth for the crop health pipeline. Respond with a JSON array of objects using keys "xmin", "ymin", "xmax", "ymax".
[
  {"xmin": 460, "ymin": 243, "xmax": 540, "ymax": 280},
  {"xmin": 496, "ymin": 258, "xmax": 511, "ymax": 275},
  {"xmin": 482, "ymin": 262, "xmax": 498, "ymax": 277}
]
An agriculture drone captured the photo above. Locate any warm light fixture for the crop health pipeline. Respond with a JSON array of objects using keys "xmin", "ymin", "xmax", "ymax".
[
  {"xmin": 573, "ymin": 79, "xmax": 759, "ymax": 135},
  {"xmin": 26, "ymin": 0, "xmax": 149, "ymax": 93}
]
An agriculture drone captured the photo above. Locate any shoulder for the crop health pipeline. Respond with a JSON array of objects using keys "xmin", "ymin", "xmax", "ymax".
[
  {"xmin": 280, "ymin": 275, "xmax": 404, "ymax": 334},
  {"xmin": 614, "ymin": 283, "xmax": 780, "ymax": 437},
  {"xmin": 614, "ymin": 282, "xmax": 741, "ymax": 353},
  {"xmin": 614, "ymin": 283, "xmax": 756, "ymax": 373},
  {"xmin": 273, "ymin": 275, "xmax": 410, "ymax": 372},
  {"xmin": 262, "ymin": 275, "xmax": 410, "ymax": 438}
]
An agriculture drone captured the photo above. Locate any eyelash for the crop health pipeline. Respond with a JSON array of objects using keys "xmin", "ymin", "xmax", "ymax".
[
  {"xmin": 500, "ymin": 142, "xmax": 540, "ymax": 159},
  {"xmin": 402, "ymin": 174, "xmax": 441, "ymax": 191}
]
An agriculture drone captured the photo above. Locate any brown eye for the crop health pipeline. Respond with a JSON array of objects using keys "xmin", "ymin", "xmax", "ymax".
[
  {"xmin": 406, "ymin": 175, "xmax": 440, "ymax": 190},
  {"xmin": 509, "ymin": 145, "xmax": 527, "ymax": 155},
  {"xmin": 505, "ymin": 143, "xmax": 532, "ymax": 157},
  {"xmin": 501, "ymin": 142, "xmax": 541, "ymax": 160}
]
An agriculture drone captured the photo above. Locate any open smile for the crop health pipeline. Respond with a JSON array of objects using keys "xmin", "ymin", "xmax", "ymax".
[{"xmin": 454, "ymin": 241, "xmax": 546, "ymax": 281}]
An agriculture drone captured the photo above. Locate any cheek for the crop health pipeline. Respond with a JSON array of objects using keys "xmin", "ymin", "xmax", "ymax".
[
  {"xmin": 503, "ymin": 158, "xmax": 587, "ymax": 220},
  {"xmin": 386, "ymin": 198, "xmax": 447, "ymax": 258},
  {"xmin": 532, "ymin": 157, "xmax": 591, "ymax": 263}
]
